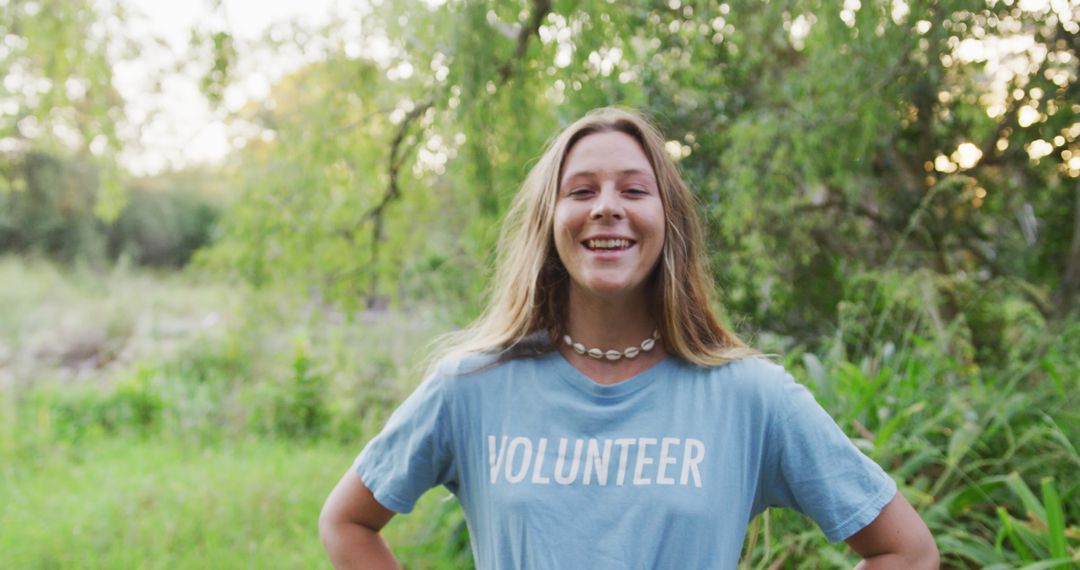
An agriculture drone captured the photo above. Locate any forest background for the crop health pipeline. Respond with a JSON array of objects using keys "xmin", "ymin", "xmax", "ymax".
[{"xmin": 2, "ymin": 0, "xmax": 1079, "ymax": 568}]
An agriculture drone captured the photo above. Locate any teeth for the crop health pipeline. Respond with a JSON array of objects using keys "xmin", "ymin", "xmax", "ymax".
[{"xmin": 586, "ymin": 239, "xmax": 631, "ymax": 250}]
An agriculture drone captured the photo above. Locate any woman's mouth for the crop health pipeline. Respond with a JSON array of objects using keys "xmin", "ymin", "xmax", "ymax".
[{"xmin": 583, "ymin": 238, "xmax": 635, "ymax": 251}]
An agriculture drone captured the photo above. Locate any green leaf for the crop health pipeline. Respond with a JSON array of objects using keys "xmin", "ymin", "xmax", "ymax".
[
  {"xmin": 1040, "ymin": 478, "xmax": 1068, "ymax": 560},
  {"xmin": 998, "ymin": 506, "xmax": 1037, "ymax": 563},
  {"xmin": 1007, "ymin": 472, "xmax": 1048, "ymax": 524},
  {"xmin": 1017, "ymin": 560, "xmax": 1079, "ymax": 570}
]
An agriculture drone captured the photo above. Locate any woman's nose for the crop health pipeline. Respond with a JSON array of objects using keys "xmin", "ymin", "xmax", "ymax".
[{"xmin": 590, "ymin": 188, "xmax": 624, "ymax": 219}]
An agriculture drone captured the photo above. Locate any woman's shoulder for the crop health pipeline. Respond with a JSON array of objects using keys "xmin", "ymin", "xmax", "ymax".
[
  {"xmin": 429, "ymin": 330, "xmax": 553, "ymax": 379},
  {"xmin": 689, "ymin": 354, "xmax": 787, "ymax": 379},
  {"xmin": 430, "ymin": 350, "xmax": 503, "ymax": 380},
  {"xmin": 685, "ymin": 355, "xmax": 797, "ymax": 397},
  {"xmin": 404, "ymin": 351, "xmax": 503, "ymax": 408}
]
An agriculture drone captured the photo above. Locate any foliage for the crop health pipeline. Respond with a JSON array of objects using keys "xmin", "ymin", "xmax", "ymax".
[
  {"xmin": 0, "ymin": 155, "xmax": 221, "ymax": 266},
  {"xmin": 1, "ymin": 0, "xmax": 218, "ymax": 265},
  {"xmin": 197, "ymin": 0, "xmax": 1080, "ymax": 349},
  {"xmin": 0, "ymin": 0, "xmax": 128, "ymax": 218},
  {"xmin": 738, "ymin": 310, "xmax": 1080, "ymax": 568},
  {"xmin": 991, "ymin": 475, "xmax": 1077, "ymax": 568},
  {"xmin": 107, "ymin": 170, "xmax": 222, "ymax": 267},
  {"xmin": 266, "ymin": 339, "xmax": 331, "ymax": 440},
  {"xmin": 0, "ymin": 151, "xmax": 108, "ymax": 262}
]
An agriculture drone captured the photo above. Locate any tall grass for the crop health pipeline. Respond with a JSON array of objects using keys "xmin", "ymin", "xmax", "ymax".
[{"xmin": 739, "ymin": 282, "xmax": 1080, "ymax": 568}]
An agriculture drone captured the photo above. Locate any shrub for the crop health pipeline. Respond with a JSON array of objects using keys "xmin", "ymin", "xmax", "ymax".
[
  {"xmin": 267, "ymin": 339, "xmax": 330, "ymax": 440},
  {"xmin": 0, "ymin": 152, "xmax": 107, "ymax": 264},
  {"xmin": 31, "ymin": 363, "xmax": 164, "ymax": 444},
  {"xmin": 741, "ymin": 324, "xmax": 1080, "ymax": 568},
  {"xmin": 107, "ymin": 187, "xmax": 220, "ymax": 268}
]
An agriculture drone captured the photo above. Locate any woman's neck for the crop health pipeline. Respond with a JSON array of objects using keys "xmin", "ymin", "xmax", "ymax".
[
  {"xmin": 563, "ymin": 290, "xmax": 656, "ymax": 347},
  {"xmin": 557, "ymin": 286, "xmax": 667, "ymax": 384}
]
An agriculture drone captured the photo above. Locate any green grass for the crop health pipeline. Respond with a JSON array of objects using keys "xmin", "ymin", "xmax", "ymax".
[
  {"xmin": 0, "ymin": 256, "xmax": 468, "ymax": 569},
  {"xmin": 0, "ymin": 436, "xmax": 468, "ymax": 569},
  {"xmin": 1, "ymin": 438, "xmax": 330, "ymax": 568}
]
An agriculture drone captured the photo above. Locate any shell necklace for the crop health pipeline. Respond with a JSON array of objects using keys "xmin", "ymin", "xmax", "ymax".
[{"xmin": 562, "ymin": 329, "xmax": 660, "ymax": 361}]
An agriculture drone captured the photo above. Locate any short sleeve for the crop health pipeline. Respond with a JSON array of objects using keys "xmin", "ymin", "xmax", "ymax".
[
  {"xmin": 353, "ymin": 372, "xmax": 458, "ymax": 514},
  {"xmin": 759, "ymin": 370, "xmax": 897, "ymax": 542}
]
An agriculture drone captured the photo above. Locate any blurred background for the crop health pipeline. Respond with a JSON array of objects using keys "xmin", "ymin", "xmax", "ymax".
[{"xmin": 1, "ymin": 0, "xmax": 1078, "ymax": 567}]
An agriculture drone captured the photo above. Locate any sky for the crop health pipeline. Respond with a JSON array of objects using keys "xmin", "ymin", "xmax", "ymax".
[{"xmin": 114, "ymin": 0, "xmax": 342, "ymax": 176}]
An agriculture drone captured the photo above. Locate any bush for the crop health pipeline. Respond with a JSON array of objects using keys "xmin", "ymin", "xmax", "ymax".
[
  {"xmin": 0, "ymin": 151, "xmax": 220, "ymax": 268},
  {"xmin": 267, "ymin": 340, "xmax": 330, "ymax": 440},
  {"xmin": 107, "ymin": 186, "xmax": 220, "ymax": 268},
  {"xmin": 29, "ymin": 363, "xmax": 164, "ymax": 444},
  {"xmin": 740, "ymin": 323, "xmax": 1080, "ymax": 568},
  {"xmin": 0, "ymin": 152, "xmax": 107, "ymax": 264}
]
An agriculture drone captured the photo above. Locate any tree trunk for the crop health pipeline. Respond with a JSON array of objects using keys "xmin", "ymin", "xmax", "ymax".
[{"xmin": 1055, "ymin": 180, "xmax": 1080, "ymax": 315}]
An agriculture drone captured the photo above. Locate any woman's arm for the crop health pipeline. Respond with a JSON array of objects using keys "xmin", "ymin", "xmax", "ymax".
[
  {"xmin": 319, "ymin": 469, "xmax": 401, "ymax": 570},
  {"xmin": 845, "ymin": 492, "xmax": 939, "ymax": 569}
]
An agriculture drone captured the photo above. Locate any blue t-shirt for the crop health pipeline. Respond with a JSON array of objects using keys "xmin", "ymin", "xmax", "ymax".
[{"xmin": 354, "ymin": 351, "xmax": 896, "ymax": 569}]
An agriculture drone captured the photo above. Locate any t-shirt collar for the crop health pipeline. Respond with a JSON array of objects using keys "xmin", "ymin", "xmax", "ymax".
[{"xmin": 545, "ymin": 350, "xmax": 673, "ymax": 399}]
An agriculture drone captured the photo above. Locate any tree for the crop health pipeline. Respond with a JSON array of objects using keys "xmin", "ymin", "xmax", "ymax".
[
  {"xmin": 205, "ymin": 0, "xmax": 1080, "ymax": 342},
  {"xmin": 0, "ymin": 0, "xmax": 129, "ymax": 220}
]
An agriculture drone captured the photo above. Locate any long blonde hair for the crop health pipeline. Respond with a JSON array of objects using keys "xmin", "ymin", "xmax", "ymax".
[{"xmin": 428, "ymin": 107, "xmax": 757, "ymax": 371}]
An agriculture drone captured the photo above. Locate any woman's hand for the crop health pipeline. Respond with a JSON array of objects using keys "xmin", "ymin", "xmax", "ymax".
[
  {"xmin": 846, "ymin": 492, "xmax": 939, "ymax": 569},
  {"xmin": 319, "ymin": 469, "xmax": 401, "ymax": 570}
]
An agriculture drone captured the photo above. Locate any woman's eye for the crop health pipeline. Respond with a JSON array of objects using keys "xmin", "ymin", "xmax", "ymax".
[{"xmin": 568, "ymin": 188, "xmax": 593, "ymax": 197}]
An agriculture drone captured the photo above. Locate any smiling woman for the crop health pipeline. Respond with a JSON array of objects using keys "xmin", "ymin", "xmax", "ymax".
[
  {"xmin": 554, "ymin": 131, "xmax": 666, "ymax": 305},
  {"xmin": 319, "ymin": 107, "xmax": 939, "ymax": 569}
]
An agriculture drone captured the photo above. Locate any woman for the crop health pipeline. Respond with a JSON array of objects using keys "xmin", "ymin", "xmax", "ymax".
[{"xmin": 320, "ymin": 108, "xmax": 938, "ymax": 568}]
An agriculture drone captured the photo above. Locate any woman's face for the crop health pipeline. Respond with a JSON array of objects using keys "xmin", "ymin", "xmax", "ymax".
[{"xmin": 553, "ymin": 131, "xmax": 666, "ymax": 302}]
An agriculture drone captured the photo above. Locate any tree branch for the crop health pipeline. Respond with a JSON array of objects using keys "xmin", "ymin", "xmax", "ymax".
[
  {"xmin": 343, "ymin": 98, "xmax": 433, "ymax": 304},
  {"xmin": 496, "ymin": 0, "xmax": 552, "ymax": 85},
  {"xmin": 793, "ymin": 196, "xmax": 887, "ymax": 228},
  {"xmin": 331, "ymin": 106, "xmax": 395, "ymax": 135}
]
